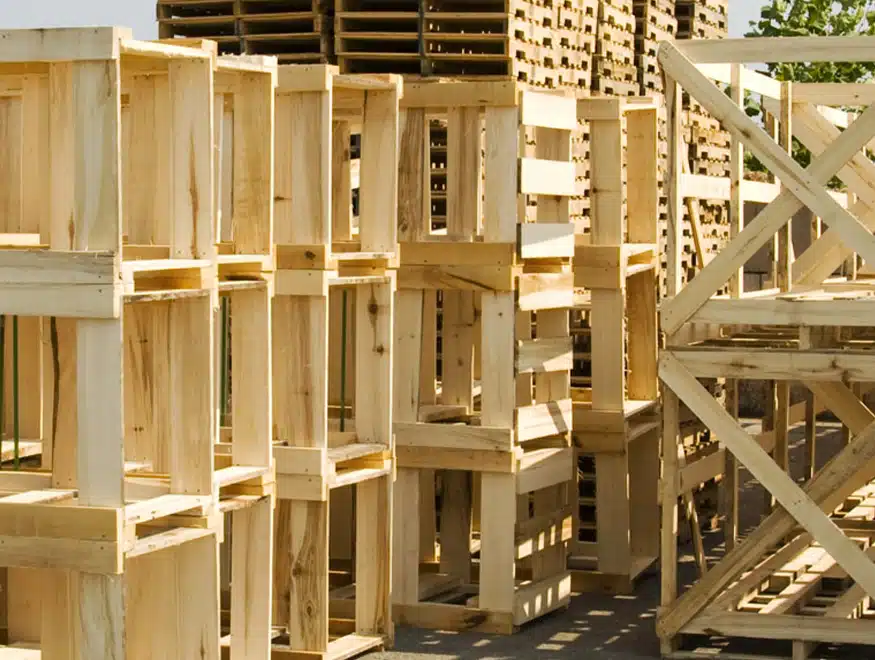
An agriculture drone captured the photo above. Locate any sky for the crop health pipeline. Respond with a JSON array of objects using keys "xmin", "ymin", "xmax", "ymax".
[{"xmin": 0, "ymin": 0, "xmax": 764, "ymax": 40}]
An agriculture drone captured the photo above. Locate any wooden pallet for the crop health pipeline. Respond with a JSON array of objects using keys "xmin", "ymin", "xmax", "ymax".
[
  {"xmin": 391, "ymin": 79, "xmax": 576, "ymax": 633},
  {"xmin": 334, "ymin": 0, "xmax": 422, "ymax": 75},
  {"xmin": 271, "ymin": 64, "xmax": 400, "ymax": 658},
  {"xmin": 158, "ymin": 0, "xmax": 333, "ymax": 62},
  {"xmin": 660, "ymin": 36, "xmax": 875, "ymax": 659}
]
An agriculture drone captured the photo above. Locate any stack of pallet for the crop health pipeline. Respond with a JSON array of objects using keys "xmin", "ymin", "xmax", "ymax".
[
  {"xmin": 157, "ymin": 0, "xmax": 333, "ymax": 63},
  {"xmin": 0, "ymin": 28, "xmax": 277, "ymax": 656},
  {"xmin": 570, "ymin": 97, "xmax": 660, "ymax": 593},
  {"xmin": 334, "ymin": 0, "xmax": 422, "ymax": 75},
  {"xmin": 673, "ymin": 0, "xmax": 731, "ymax": 286},
  {"xmin": 335, "ymin": 0, "xmax": 596, "ymax": 90},
  {"xmin": 592, "ymin": 0, "xmax": 639, "ymax": 97},
  {"xmin": 634, "ymin": 0, "xmax": 675, "ymax": 96},
  {"xmin": 392, "ymin": 80, "xmax": 576, "ymax": 632}
]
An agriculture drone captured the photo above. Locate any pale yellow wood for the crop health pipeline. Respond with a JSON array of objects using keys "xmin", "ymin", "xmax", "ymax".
[
  {"xmin": 360, "ymin": 89, "xmax": 399, "ymax": 253},
  {"xmin": 231, "ymin": 70, "xmax": 275, "ymax": 255},
  {"xmin": 356, "ymin": 475, "xmax": 392, "ymax": 638},
  {"xmin": 168, "ymin": 57, "xmax": 214, "ymax": 259},
  {"xmin": 231, "ymin": 286, "xmax": 273, "ymax": 467},
  {"xmin": 231, "ymin": 496, "xmax": 273, "ymax": 659}
]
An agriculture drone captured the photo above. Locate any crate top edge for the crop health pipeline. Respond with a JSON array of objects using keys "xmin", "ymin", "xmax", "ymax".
[{"xmin": 0, "ymin": 27, "xmax": 229, "ymax": 64}]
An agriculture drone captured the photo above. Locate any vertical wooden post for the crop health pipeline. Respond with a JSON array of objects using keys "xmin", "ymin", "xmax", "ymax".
[{"xmin": 660, "ymin": 76, "xmax": 684, "ymax": 656}]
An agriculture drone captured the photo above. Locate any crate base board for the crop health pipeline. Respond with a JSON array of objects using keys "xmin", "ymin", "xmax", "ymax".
[
  {"xmin": 666, "ymin": 632, "xmax": 868, "ymax": 660},
  {"xmin": 569, "ymin": 554, "xmax": 657, "ymax": 595},
  {"xmin": 221, "ymin": 633, "xmax": 384, "ymax": 660}
]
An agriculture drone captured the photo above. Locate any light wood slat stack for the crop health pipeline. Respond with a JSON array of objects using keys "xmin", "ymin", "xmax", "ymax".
[
  {"xmin": 570, "ymin": 97, "xmax": 660, "ymax": 593},
  {"xmin": 0, "ymin": 28, "xmax": 277, "ymax": 657},
  {"xmin": 392, "ymin": 80, "xmax": 576, "ymax": 633},
  {"xmin": 335, "ymin": 0, "xmax": 594, "ymax": 90},
  {"xmin": 158, "ymin": 0, "xmax": 334, "ymax": 63},
  {"xmin": 670, "ymin": 0, "xmax": 731, "ymax": 296},
  {"xmin": 271, "ymin": 64, "xmax": 400, "ymax": 658},
  {"xmin": 592, "ymin": 0, "xmax": 639, "ymax": 97}
]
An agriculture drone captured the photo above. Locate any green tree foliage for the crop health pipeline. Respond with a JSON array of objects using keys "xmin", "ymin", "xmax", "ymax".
[
  {"xmin": 743, "ymin": 0, "xmax": 875, "ymax": 179},
  {"xmin": 747, "ymin": 0, "xmax": 875, "ymax": 82}
]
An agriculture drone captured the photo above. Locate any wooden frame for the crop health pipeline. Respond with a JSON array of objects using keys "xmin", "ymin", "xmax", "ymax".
[
  {"xmin": 270, "ymin": 63, "xmax": 400, "ymax": 660},
  {"xmin": 660, "ymin": 36, "xmax": 875, "ymax": 659},
  {"xmin": 570, "ymin": 96, "xmax": 660, "ymax": 593},
  {"xmin": 391, "ymin": 80, "xmax": 575, "ymax": 634},
  {"xmin": 0, "ymin": 27, "xmax": 263, "ymax": 658}
]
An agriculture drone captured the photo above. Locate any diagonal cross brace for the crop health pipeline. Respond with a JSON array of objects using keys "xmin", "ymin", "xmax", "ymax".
[
  {"xmin": 785, "ymin": 102, "xmax": 875, "ymax": 285},
  {"xmin": 658, "ymin": 42, "xmax": 875, "ymax": 335},
  {"xmin": 658, "ymin": 353, "xmax": 875, "ymax": 639}
]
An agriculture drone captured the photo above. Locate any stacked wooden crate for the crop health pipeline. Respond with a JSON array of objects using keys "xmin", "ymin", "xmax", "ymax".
[
  {"xmin": 592, "ymin": 0, "xmax": 639, "ymax": 97},
  {"xmin": 157, "ymin": 0, "xmax": 333, "ymax": 63},
  {"xmin": 570, "ymin": 97, "xmax": 660, "ymax": 593},
  {"xmin": 335, "ymin": 0, "xmax": 595, "ymax": 90},
  {"xmin": 0, "ymin": 27, "xmax": 279, "ymax": 656},
  {"xmin": 392, "ymin": 80, "xmax": 576, "ymax": 633},
  {"xmin": 271, "ymin": 64, "xmax": 400, "ymax": 657}
]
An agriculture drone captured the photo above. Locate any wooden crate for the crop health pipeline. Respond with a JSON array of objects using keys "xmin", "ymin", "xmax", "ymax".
[
  {"xmin": 0, "ymin": 27, "xmax": 254, "ymax": 657},
  {"xmin": 660, "ymin": 36, "xmax": 875, "ymax": 659},
  {"xmin": 391, "ymin": 80, "xmax": 576, "ymax": 633},
  {"xmin": 570, "ymin": 96, "xmax": 660, "ymax": 594},
  {"xmin": 270, "ymin": 64, "xmax": 400, "ymax": 660}
]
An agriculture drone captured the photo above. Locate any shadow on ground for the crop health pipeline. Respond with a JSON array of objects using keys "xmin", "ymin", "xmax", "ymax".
[{"xmin": 368, "ymin": 423, "xmax": 862, "ymax": 659}]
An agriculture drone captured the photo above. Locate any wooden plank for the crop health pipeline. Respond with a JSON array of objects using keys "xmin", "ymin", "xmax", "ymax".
[
  {"xmin": 519, "ymin": 158, "xmax": 575, "ymax": 196},
  {"xmin": 276, "ymin": 89, "xmax": 331, "ymax": 246},
  {"xmin": 231, "ymin": 286, "xmax": 273, "ymax": 467},
  {"xmin": 169, "ymin": 295, "xmax": 214, "ymax": 495},
  {"xmin": 356, "ymin": 475, "xmax": 392, "ymax": 637},
  {"xmin": 670, "ymin": 347, "xmax": 875, "ymax": 381},
  {"xmin": 484, "ymin": 107, "xmax": 518, "ymax": 243},
  {"xmin": 232, "ymin": 69, "xmax": 275, "ymax": 255},
  {"xmin": 516, "ymin": 337, "xmax": 573, "ymax": 375},
  {"xmin": 360, "ymin": 89, "xmax": 398, "ymax": 252},
  {"xmin": 672, "ymin": 36, "xmax": 875, "ymax": 64},
  {"xmin": 231, "ymin": 497, "xmax": 272, "ymax": 658},
  {"xmin": 355, "ymin": 278, "xmax": 394, "ymax": 446},
  {"xmin": 519, "ymin": 223, "xmax": 574, "ymax": 259},
  {"xmin": 0, "ymin": 27, "xmax": 126, "ymax": 62},
  {"xmin": 691, "ymin": 298, "xmax": 875, "ymax": 327},
  {"xmin": 520, "ymin": 90, "xmax": 576, "ymax": 131},
  {"xmin": 272, "ymin": 296, "xmax": 328, "ymax": 449},
  {"xmin": 446, "ymin": 106, "xmax": 482, "ymax": 239},
  {"xmin": 479, "ymin": 472, "xmax": 516, "ymax": 612},
  {"xmin": 168, "ymin": 56, "xmax": 214, "ymax": 259}
]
